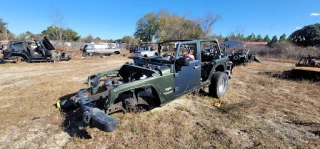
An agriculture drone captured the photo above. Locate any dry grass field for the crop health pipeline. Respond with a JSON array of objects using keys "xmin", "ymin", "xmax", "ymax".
[{"xmin": 0, "ymin": 55, "xmax": 319, "ymax": 149}]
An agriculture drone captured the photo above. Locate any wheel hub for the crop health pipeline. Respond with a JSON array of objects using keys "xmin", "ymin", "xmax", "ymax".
[
  {"xmin": 124, "ymin": 98, "xmax": 137, "ymax": 112},
  {"xmin": 218, "ymin": 78, "xmax": 225, "ymax": 93}
]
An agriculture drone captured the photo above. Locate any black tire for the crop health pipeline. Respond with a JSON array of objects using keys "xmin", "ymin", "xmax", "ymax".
[
  {"xmin": 0, "ymin": 58, "xmax": 5, "ymax": 64},
  {"xmin": 12, "ymin": 56, "xmax": 28, "ymax": 63},
  {"xmin": 16, "ymin": 57, "xmax": 23, "ymax": 63},
  {"xmin": 114, "ymin": 51, "xmax": 120, "ymax": 54},
  {"xmin": 209, "ymin": 72, "xmax": 228, "ymax": 98},
  {"xmin": 233, "ymin": 55, "xmax": 239, "ymax": 61}
]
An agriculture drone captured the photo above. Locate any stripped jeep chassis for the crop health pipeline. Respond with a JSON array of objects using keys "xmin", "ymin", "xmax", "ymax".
[{"xmin": 57, "ymin": 39, "xmax": 232, "ymax": 132}]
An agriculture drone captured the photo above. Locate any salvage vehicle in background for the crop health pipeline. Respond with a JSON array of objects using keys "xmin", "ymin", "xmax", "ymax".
[
  {"xmin": 57, "ymin": 39, "xmax": 233, "ymax": 132},
  {"xmin": 2, "ymin": 36, "xmax": 71, "ymax": 63},
  {"xmin": 228, "ymin": 48, "xmax": 260, "ymax": 65},
  {"xmin": 130, "ymin": 42, "xmax": 158, "ymax": 58},
  {"xmin": 285, "ymin": 55, "xmax": 320, "ymax": 80},
  {"xmin": 81, "ymin": 43, "xmax": 121, "ymax": 57}
]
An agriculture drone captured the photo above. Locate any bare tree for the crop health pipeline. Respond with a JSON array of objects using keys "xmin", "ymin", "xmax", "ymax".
[
  {"xmin": 235, "ymin": 26, "xmax": 245, "ymax": 40},
  {"xmin": 85, "ymin": 34, "xmax": 94, "ymax": 43},
  {"xmin": 50, "ymin": 6, "xmax": 66, "ymax": 45},
  {"xmin": 199, "ymin": 12, "xmax": 222, "ymax": 38}
]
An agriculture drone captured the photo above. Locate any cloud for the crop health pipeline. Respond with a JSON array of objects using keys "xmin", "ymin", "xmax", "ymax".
[
  {"xmin": 296, "ymin": 26, "xmax": 301, "ymax": 29},
  {"xmin": 296, "ymin": 16, "xmax": 300, "ymax": 19},
  {"xmin": 310, "ymin": 13, "xmax": 320, "ymax": 16}
]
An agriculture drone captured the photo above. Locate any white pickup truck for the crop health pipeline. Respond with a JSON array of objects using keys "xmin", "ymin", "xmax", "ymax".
[
  {"xmin": 130, "ymin": 45, "xmax": 158, "ymax": 58},
  {"xmin": 82, "ymin": 43, "xmax": 121, "ymax": 56}
]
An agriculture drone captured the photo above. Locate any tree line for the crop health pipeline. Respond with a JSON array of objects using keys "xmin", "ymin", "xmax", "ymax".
[
  {"xmin": 224, "ymin": 33, "xmax": 287, "ymax": 45},
  {"xmin": 0, "ymin": 17, "xmax": 114, "ymax": 43},
  {"xmin": 1, "ymin": 10, "xmax": 320, "ymax": 47}
]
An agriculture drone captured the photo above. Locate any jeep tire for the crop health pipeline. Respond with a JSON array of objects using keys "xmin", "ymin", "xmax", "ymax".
[{"xmin": 209, "ymin": 72, "xmax": 228, "ymax": 98}]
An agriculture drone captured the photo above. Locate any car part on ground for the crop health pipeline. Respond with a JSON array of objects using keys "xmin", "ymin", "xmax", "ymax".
[
  {"xmin": 2, "ymin": 36, "xmax": 71, "ymax": 63},
  {"xmin": 57, "ymin": 39, "xmax": 233, "ymax": 132},
  {"xmin": 81, "ymin": 43, "xmax": 121, "ymax": 57},
  {"xmin": 228, "ymin": 48, "xmax": 260, "ymax": 66}
]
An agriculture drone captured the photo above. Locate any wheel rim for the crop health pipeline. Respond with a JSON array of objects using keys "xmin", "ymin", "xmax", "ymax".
[
  {"xmin": 218, "ymin": 78, "xmax": 225, "ymax": 93},
  {"xmin": 233, "ymin": 55, "xmax": 239, "ymax": 61}
]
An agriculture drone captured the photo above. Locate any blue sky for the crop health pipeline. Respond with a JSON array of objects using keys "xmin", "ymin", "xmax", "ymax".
[{"xmin": 1, "ymin": 0, "xmax": 320, "ymax": 40}]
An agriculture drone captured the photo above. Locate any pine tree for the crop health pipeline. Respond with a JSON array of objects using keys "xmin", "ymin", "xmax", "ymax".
[
  {"xmin": 268, "ymin": 35, "xmax": 278, "ymax": 46},
  {"xmin": 245, "ymin": 33, "xmax": 256, "ymax": 41},
  {"xmin": 224, "ymin": 36, "xmax": 229, "ymax": 42},
  {"xmin": 263, "ymin": 35, "xmax": 271, "ymax": 42},
  {"xmin": 255, "ymin": 34, "xmax": 263, "ymax": 42},
  {"xmin": 279, "ymin": 33, "xmax": 286, "ymax": 42}
]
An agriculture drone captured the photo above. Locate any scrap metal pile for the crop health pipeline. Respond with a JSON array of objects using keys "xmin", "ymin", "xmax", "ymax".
[{"xmin": 284, "ymin": 55, "xmax": 320, "ymax": 80}]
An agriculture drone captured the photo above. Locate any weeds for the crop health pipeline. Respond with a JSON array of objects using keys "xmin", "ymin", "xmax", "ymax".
[{"xmin": 0, "ymin": 57, "xmax": 319, "ymax": 148}]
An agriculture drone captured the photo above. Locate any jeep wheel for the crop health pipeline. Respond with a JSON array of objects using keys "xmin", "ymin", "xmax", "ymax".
[
  {"xmin": 123, "ymin": 97, "xmax": 149, "ymax": 113},
  {"xmin": 0, "ymin": 58, "xmax": 5, "ymax": 64},
  {"xmin": 209, "ymin": 72, "xmax": 228, "ymax": 98},
  {"xmin": 233, "ymin": 55, "xmax": 239, "ymax": 61},
  {"xmin": 10, "ymin": 56, "xmax": 26, "ymax": 63}
]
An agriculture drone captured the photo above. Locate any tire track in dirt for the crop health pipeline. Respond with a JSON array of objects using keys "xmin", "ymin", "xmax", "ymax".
[{"xmin": 0, "ymin": 59, "xmax": 130, "ymax": 92}]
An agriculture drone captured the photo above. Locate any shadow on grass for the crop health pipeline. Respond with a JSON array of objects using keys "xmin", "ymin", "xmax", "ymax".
[
  {"xmin": 218, "ymin": 100, "xmax": 256, "ymax": 114},
  {"xmin": 258, "ymin": 70, "xmax": 320, "ymax": 82}
]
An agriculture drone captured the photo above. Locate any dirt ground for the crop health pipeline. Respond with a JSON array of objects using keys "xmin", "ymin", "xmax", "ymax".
[{"xmin": 0, "ymin": 56, "xmax": 319, "ymax": 148}]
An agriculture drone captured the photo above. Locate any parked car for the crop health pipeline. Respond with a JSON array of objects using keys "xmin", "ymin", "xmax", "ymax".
[
  {"xmin": 130, "ymin": 44, "xmax": 158, "ymax": 58},
  {"xmin": 81, "ymin": 43, "xmax": 121, "ymax": 57}
]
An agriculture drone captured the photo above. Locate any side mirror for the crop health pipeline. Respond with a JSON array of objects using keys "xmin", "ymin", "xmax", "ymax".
[{"xmin": 177, "ymin": 57, "xmax": 190, "ymax": 66}]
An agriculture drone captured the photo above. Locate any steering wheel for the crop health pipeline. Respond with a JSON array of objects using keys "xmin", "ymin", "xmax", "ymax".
[{"xmin": 163, "ymin": 53, "xmax": 175, "ymax": 61}]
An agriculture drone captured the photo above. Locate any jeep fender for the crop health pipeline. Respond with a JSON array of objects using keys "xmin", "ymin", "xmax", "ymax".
[{"xmin": 107, "ymin": 84, "xmax": 163, "ymax": 107}]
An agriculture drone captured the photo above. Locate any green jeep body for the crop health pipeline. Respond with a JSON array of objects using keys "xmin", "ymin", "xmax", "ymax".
[{"xmin": 61, "ymin": 39, "xmax": 232, "ymax": 132}]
